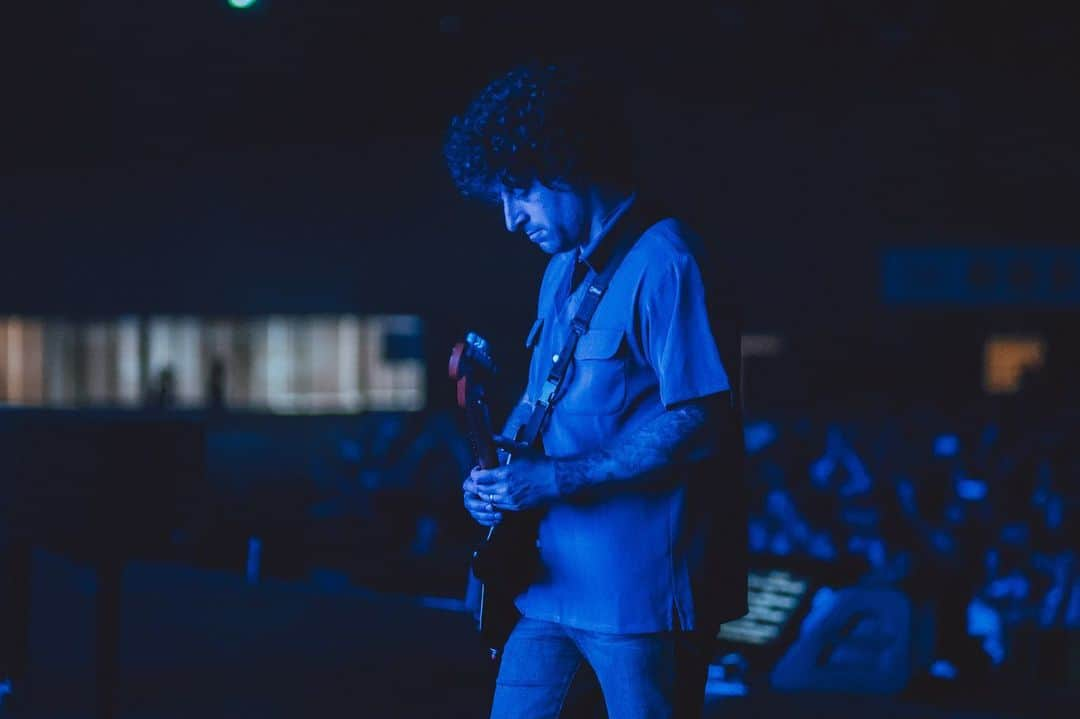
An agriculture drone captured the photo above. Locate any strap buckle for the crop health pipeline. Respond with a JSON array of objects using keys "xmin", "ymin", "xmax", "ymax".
[{"xmin": 539, "ymin": 379, "xmax": 559, "ymax": 403}]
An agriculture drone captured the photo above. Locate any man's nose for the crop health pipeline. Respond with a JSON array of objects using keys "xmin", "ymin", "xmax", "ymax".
[{"xmin": 501, "ymin": 197, "xmax": 525, "ymax": 233}]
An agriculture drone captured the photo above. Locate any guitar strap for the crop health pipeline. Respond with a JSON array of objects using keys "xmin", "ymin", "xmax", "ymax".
[{"xmin": 518, "ymin": 202, "xmax": 655, "ymax": 446}]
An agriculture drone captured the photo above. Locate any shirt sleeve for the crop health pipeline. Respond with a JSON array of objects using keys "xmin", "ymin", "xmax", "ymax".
[{"xmin": 639, "ymin": 250, "xmax": 731, "ymax": 408}]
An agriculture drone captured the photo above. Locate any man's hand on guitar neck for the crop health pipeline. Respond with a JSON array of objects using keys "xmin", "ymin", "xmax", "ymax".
[
  {"xmin": 463, "ymin": 458, "xmax": 559, "ymax": 521},
  {"xmin": 465, "ymin": 436, "xmax": 533, "ymax": 522},
  {"xmin": 463, "ymin": 479, "xmax": 503, "ymax": 526},
  {"xmin": 462, "ymin": 397, "xmax": 723, "ymax": 526}
]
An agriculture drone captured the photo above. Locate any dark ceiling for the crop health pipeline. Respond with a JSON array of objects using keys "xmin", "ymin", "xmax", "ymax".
[
  {"xmin": 0, "ymin": 1, "xmax": 1076, "ymax": 347},
  {"xmin": 3, "ymin": 1, "xmax": 1077, "ymax": 169}
]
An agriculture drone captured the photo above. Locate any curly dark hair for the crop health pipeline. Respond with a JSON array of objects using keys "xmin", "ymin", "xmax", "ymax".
[{"xmin": 443, "ymin": 61, "xmax": 636, "ymax": 202}]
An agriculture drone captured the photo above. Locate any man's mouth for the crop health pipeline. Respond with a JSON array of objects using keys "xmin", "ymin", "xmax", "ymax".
[{"xmin": 527, "ymin": 229, "xmax": 545, "ymax": 241}]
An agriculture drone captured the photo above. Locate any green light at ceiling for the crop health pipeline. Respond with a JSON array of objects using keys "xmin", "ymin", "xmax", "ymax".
[{"xmin": 228, "ymin": 0, "xmax": 258, "ymax": 9}]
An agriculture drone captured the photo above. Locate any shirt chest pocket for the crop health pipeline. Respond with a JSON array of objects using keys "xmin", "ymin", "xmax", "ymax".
[{"xmin": 561, "ymin": 328, "xmax": 628, "ymax": 415}]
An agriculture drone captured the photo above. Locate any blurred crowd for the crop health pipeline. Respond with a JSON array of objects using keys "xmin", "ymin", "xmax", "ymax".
[
  {"xmin": 190, "ymin": 390, "xmax": 1077, "ymax": 686},
  {"xmin": 743, "ymin": 396, "xmax": 1078, "ymax": 683},
  {"xmin": 342, "ymin": 397, "xmax": 1077, "ymax": 684}
]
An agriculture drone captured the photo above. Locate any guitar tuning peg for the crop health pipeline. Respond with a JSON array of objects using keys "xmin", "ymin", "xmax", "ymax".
[{"xmin": 466, "ymin": 332, "xmax": 490, "ymax": 354}]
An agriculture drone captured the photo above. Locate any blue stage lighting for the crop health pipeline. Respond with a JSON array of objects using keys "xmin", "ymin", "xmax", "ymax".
[
  {"xmin": 228, "ymin": 0, "xmax": 258, "ymax": 9},
  {"xmin": 956, "ymin": 478, "xmax": 988, "ymax": 501},
  {"xmin": 933, "ymin": 434, "xmax": 959, "ymax": 457}
]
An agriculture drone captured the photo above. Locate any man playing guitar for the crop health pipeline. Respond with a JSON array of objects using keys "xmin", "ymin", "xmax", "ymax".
[{"xmin": 444, "ymin": 60, "xmax": 747, "ymax": 719}]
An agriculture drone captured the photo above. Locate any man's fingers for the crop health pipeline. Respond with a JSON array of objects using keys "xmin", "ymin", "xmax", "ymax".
[
  {"xmin": 465, "ymin": 489, "xmax": 514, "ymax": 520},
  {"xmin": 464, "ymin": 465, "xmax": 499, "ymax": 493},
  {"xmin": 464, "ymin": 492, "xmax": 500, "ymax": 511},
  {"xmin": 464, "ymin": 494, "xmax": 491, "ymax": 510},
  {"xmin": 472, "ymin": 466, "xmax": 508, "ymax": 488},
  {"xmin": 468, "ymin": 512, "xmax": 501, "ymax": 527},
  {"xmin": 473, "ymin": 514, "xmax": 502, "ymax": 527},
  {"xmin": 463, "ymin": 492, "xmax": 503, "ymax": 526},
  {"xmin": 493, "ymin": 435, "xmax": 530, "ymax": 452}
]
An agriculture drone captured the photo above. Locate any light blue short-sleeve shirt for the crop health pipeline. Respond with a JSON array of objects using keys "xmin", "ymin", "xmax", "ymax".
[{"xmin": 515, "ymin": 206, "xmax": 731, "ymax": 634}]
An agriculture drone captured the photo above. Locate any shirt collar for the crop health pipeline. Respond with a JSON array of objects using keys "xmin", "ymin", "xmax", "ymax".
[{"xmin": 576, "ymin": 191, "xmax": 637, "ymax": 270}]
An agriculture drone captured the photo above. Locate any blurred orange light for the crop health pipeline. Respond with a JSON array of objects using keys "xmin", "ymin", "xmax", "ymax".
[{"xmin": 983, "ymin": 335, "xmax": 1045, "ymax": 394}]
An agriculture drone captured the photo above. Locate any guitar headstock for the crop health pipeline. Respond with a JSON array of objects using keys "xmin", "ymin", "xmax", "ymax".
[
  {"xmin": 449, "ymin": 332, "xmax": 502, "ymax": 468},
  {"xmin": 466, "ymin": 331, "xmax": 494, "ymax": 364},
  {"xmin": 449, "ymin": 331, "xmax": 497, "ymax": 409}
]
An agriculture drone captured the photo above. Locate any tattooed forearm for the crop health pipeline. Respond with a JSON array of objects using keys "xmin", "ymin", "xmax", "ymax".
[{"xmin": 553, "ymin": 401, "xmax": 710, "ymax": 497}]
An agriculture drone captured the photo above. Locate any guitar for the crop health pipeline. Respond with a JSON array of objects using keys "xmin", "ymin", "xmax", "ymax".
[{"xmin": 448, "ymin": 332, "xmax": 539, "ymax": 659}]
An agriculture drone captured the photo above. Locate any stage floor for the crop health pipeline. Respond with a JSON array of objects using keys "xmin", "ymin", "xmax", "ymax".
[{"xmin": 5, "ymin": 551, "xmax": 1066, "ymax": 718}]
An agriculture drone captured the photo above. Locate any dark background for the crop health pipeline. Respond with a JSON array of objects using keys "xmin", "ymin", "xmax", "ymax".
[
  {"xmin": 2, "ymin": 0, "xmax": 1078, "ymax": 409},
  {"xmin": 1, "ymin": 4, "xmax": 1079, "ymax": 716}
]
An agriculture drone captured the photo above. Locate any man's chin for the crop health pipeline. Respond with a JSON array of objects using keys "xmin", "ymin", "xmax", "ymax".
[{"xmin": 536, "ymin": 237, "xmax": 574, "ymax": 255}]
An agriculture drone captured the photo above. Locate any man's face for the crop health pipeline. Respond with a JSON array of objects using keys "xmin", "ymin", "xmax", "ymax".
[{"xmin": 496, "ymin": 180, "xmax": 588, "ymax": 255}]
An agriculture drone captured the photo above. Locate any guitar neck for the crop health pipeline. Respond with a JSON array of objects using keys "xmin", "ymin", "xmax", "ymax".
[
  {"xmin": 448, "ymin": 337, "xmax": 501, "ymax": 471},
  {"xmin": 464, "ymin": 390, "xmax": 500, "ymax": 469}
]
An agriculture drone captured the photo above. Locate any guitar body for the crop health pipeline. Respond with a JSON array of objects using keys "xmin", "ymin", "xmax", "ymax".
[
  {"xmin": 471, "ymin": 507, "xmax": 540, "ymax": 653},
  {"xmin": 449, "ymin": 335, "xmax": 540, "ymax": 658}
]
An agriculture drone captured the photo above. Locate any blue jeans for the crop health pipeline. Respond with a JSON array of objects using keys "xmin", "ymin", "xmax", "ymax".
[{"xmin": 489, "ymin": 617, "xmax": 712, "ymax": 719}]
